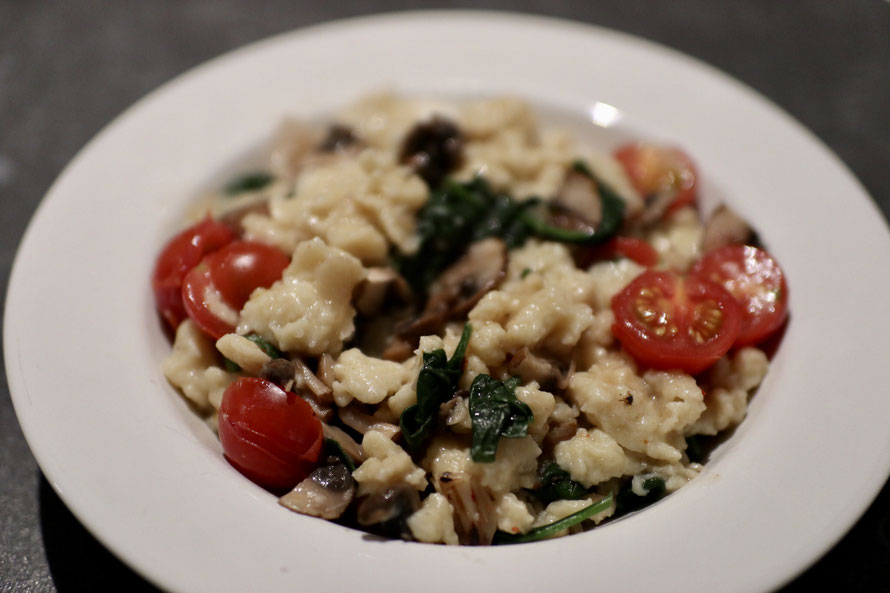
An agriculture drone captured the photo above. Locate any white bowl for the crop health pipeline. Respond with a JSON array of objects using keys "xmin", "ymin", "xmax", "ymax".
[{"xmin": 6, "ymin": 11, "xmax": 890, "ymax": 593}]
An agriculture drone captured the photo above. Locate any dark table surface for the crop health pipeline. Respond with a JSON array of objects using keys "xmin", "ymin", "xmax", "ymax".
[{"xmin": 1, "ymin": 1, "xmax": 888, "ymax": 591}]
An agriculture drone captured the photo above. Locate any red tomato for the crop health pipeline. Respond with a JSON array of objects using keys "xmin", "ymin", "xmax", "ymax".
[
  {"xmin": 689, "ymin": 245, "xmax": 789, "ymax": 347},
  {"xmin": 602, "ymin": 237, "xmax": 659, "ymax": 267},
  {"xmin": 614, "ymin": 143, "xmax": 697, "ymax": 214},
  {"xmin": 181, "ymin": 240, "xmax": 290, "ymax": 340},
  {"xmin": 152, "ymin": 216, "xmax": 235, "ymax": 330},
  {"xmin": 219, "ymin": 377, "xmax": 323, "ymax": 491},
  {"xmin": 611, "ymin": 270, "xmax": 741, "ymax": 374},
  {"xmin": 208, "ymin": 241, "xmax": 291, "ymax": 309},
  {"xmin": 181, "ymin": 264, "xmax": 237, "ymax": 339}
]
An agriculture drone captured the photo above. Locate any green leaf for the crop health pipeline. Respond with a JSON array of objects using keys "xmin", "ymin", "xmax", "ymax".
[
  {"xmin": 615, "ymin": 475, "xmax": 666, "ymax": 515},
  {"xmin": 223, "ymin": 357, "xmax": 241, "ymax": 373},
  {"xmin": 323, "ymin": 438, "xmax": 356, "ymax": 473},
  {"xmin": 469, "ymin": 374, "xmax": 532, "ymax": 463},
  {"xmin": 400, "ymin": 324, "xmax": 472, "ymax": 450},
  {"xmin": 223, "ymin": 171, "xmax": 274, "ymax": 195},
  {"xmin": 519, "ymin": 162, "xmax": 625, "ymax": 246},
  {"xmin": 246, "ymin": 334, "xmax": 283, "ymax": 359},
  {"xmin": 396, "ymin": 178, "xmax": 533, "ymax": 294},
  {"xmin": 494, "ymin": 493, "xmax": 615, "ymax": 544},
  {"xmin": 532, "ymin": 461, "xmax": 588, "ymax": 504}
]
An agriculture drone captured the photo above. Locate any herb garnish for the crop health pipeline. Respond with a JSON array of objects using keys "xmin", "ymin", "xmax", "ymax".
[
  {"xmin": 223, "ymin": 171, "xmax": 274, "ymax": 195},
  {"xmin": 400, "ymin": 324, "xmax": 472, "ymax": 450},
  {"xmin": 494, "ymin": 492, "xmax": 615, "ymax": 544},
  {"xmin": 469, "ymin": 374, "xmax": 533, "ymax": 462},
  {"xmin": 533, "ymin": 461, "xmax": 588, "ymax": 504}
]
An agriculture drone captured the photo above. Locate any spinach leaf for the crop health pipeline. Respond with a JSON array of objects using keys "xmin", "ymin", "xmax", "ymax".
[
  {"xmin": 246, "ymin": 333, "xmax": 284, "ymax": 359},
  {"xmin": 615, "ymin": 475, "xmax": 667, "ymax": 515},
  {"xmin": 400, "ymin": 324, "xmax": 472, "ymax": 450},
  {"xmin": 323, "ymin": 438, "xmax": 356, "ymax": 473},
  {"xmin": 469, "ymin": 374, "xmax": 533, "ymax": 462},
  {"xmin": 223, "ymin": 171, "xmax": 274, "ymax": 195},
  {"xmin": 533, "ymin": 461, "xmax": 588, "ymax": 504},
  {"xmin": 494, "ymin": 492, "xmax": 615, "ymax": 544},
  {"xmin": 685, "ymin": 435, "xmax": 704, "ymax": 463},
  {"xmin": 519, "ymin": 161, "xmax": 625, "ymax": 245},
  {"xmin": 396, "ymin": 178, "xmax": 532, "ymax": 293}
]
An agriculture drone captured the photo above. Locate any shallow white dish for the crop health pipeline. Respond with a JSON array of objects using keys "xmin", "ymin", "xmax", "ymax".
[{"xmin": 6, "ymin": 11, "xmax": 890, "ymax": 593}]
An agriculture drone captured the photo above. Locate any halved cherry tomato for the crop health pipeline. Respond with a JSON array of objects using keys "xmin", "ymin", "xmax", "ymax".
[
  {"xmin": 601, "ymin": 236, "xmax": 659, "ymax": 267},
  {"xmin": 611, "ymin": 270, "xmax": 741, "ymax": 374},
  {"xmin": 151, "ymin": 216, "xmax": 235, "ymax": 330},
  {"xmin": 689, "ymin": 245, "xmax": 788, "ymax": 347},
  {"xmin": 219, "ymin": 377, "xmax": 323, "ymax": 491},
  {"xmin": 208, "ymin": 241, "xmax": 291, "ymax": 308},
  {"xmin": 182, "ymin": 240, "xmax": 290, "ymax": 339},
  {"xmin": 614, "ymin": 143, "xmax": 697, "ymax": 215}
]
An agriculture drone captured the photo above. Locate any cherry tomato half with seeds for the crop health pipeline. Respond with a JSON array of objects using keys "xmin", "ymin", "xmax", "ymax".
[
  {"xmin": 152, "ymin": 216, "xmax": 235, "ymax": 330},
  {"xmin": 219, "ymin": 377, "xmax": 323, "ymax": 491},
  {"xmin": 182, "ymin": 240, "xmax": 289, "ymax": 340},
  {"xmin": 611, "ymin": 269, "xmax": 741, "ymax": 374},
  {"xmin": 614, "ymin": 143, "xmax": 697, "ymax": 215},
  {"xmin": 689, "ymin": 245, "xmax": 789, "ymax": 347}
]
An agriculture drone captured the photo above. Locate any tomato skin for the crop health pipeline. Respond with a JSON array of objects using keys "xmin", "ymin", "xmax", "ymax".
[
  {"xmin": 602, "ymin": 237, "xmax": 659, "ymax": 267},
  {"xmin": 611, "ymin": 270, "xmax": 741, "ymax": 374},
  {"xmin": 614, "ymin": 143, "xmax": 697, "ymax": 214},
  {"xmin": 181, "ymin": 240, "xmax": 289, "ymax": 340},
  {"xmin": 208, "ymin": 241, "xmax": 290, "ymax": 309},
  {"xmin": 689, "ymin": 245, "xmax": 789, "ymax": 347},
  {"xmin": 181, "ymin": 265, "xmax": 237, "ymax": 340},
  {"xmin": 219, "ymin": 377, "xmax": 323, "ymax": 491},
  {"xmin": 152, "ymin": 217, "xmax": 235, "ymax": 330}
]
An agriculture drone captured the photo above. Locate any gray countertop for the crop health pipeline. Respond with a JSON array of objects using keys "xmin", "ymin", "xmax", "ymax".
[{"xmin": 1, "ymin": 1, "xmax": 888, "ymax": 591}]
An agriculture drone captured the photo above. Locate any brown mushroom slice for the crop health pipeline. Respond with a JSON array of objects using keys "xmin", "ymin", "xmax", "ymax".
[
  {"xmin": 338, "ymin": 405, "xmax": 400, "ymax": 440},
  {"xmin": 356, "ymin": 485, "xmax": 421, "ymax": 532},
  {"xmin": 279, "ymin": 464, "xmax": 355, "ymax": 520},
  {"xmin": 555, "ymin": 168, "xmax": 603, "ymax": 228},
  {"xmin": 543, "ymin": 418, "xmax": 579, "ymax": 454},
  {"xmin": 258, "ymin": 358, "xmax": 296, "ymax": 391},
  {"xmin": 702, "ymin": 204, "xmax": 754, "ymax": 252},
  {"xmin": 292, "ymin": 357, "xmax": 333, "ymax": 403},
  {"xmin": 354, "ymin": 267, "xmax": 413, "ymax": 316},
  {"xmin": 322, "ymin": 424, "xmax": 365, "ymax": 463},
  {"xmin": 381, "ymin": 337, "xmax": 415, "ymax": 362},
  {"xmin": 316, "ymin": 354, "xmax": 336, "ymax": 389},
  {"xmin": 400, "ymin": 238, "xmax": 508, "ymax": 338},
  {"xmin": 437, "ymin": 472, "xmax": 499, "ymax": 545}
]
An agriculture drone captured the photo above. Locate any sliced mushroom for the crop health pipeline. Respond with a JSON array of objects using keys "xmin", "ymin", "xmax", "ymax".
[
  {"xmin": 258, "ymin": 358, "xmax": 295, "ymax": 390},
  {"xmin": 292, "ymin": 357, "xmax": 333, "ymax": 403},
  {"xmin": 279, "ymin": 463, "xmax": 355, "ymax": 520},
  {"xmin": 438, "ymin": 392, "xmax": 471, "ymax": 432},
  {"xmin": 322, "ymin": 423, "xmax": 365, "ymax": 463},
  {"xmin": 381, "ymin": 337, "xmax": 415, "ymax": 362},
  {"xmin": 399, "ymin": 238, "xmax": 507, "ymax": 339},
  {"xmin": 400, "ymin": 116, "xmax": 464, "ymax": 187},
  {"xmin": 543, "ymin": 418, "xmax": 579, "ymax": 454},
  {"xmin": 506, "ymin": 347, "xmax": 574, "ymax": 392},
  {"xmin": 437, "ymin": 472, "xmax": 499, "ymax": 545},
  {"xmin": 354, "ymin": 267, "xmax": 413, "ymax": 316},
  {"xmin": 316, "ymin": 353, "xmax": 336, "ymax": 389},
  {"xmin": 554, "ymin": 168, "xmax": 603, "ymax": 228},
  {"xmin": 356, "ymin": 485, "xmax": 421, "ymax": 541},
  {"xmin": 702, "ymin": 204, "xmax": 754, "ymax": 252},
  {"xmin": 317, "ymin": 124, "xmax": 360, "ymax": 153},
  {"xmin": 338, "ymin": 405, "xmax": 400, "ymax": 440}
]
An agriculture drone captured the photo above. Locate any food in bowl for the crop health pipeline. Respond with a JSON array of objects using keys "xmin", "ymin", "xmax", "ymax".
[{"xmin": 153, "ymin": 93, "xmax": 788, "ymax": 545}]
